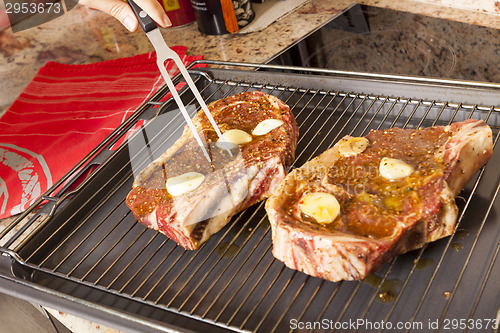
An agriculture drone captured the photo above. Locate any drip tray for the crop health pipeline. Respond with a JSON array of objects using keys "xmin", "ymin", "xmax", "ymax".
[{"xmin": 1, "ymin": 63, "xmax": 499, "ymax": 333}]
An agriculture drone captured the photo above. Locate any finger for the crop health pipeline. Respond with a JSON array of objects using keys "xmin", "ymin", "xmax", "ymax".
[
  {"xmin": 132, "ymin": 0, "xmax": 172, "ymax": 28},
  {"xmin": 79, "ymin": 0, "xmax": 171, "ymax": 31},
  {"xmin": 79, "ymin": 0, "xmax": 138, "ymax": 31}
]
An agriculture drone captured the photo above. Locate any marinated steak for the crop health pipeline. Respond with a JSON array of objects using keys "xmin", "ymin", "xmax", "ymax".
[
  {"xmin": 265, "ymin": 119, "xmax": 492, "ymax": 282},
  {"xmin": 127, "ymin": 91, "xmax": 298, "ymax": 250}
]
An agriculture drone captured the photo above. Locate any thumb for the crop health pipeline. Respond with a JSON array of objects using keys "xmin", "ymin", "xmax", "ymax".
[{"xmin": 79, "ymin": 0, "xmax": 139, "ymax": 32}]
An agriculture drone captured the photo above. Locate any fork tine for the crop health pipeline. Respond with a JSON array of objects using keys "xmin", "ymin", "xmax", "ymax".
[
  {"xmin": 157, "ymin": 56, "xmax": 212, "ymax": 162},
  {"xmin": 168, "ymin": 53, "xmax": 233, "ymax": 158},
  {"xmin": 126, "ymin": 1, "xmax": 219, "ymax": 163},
  {"xmin": 170, "ymin": 55, "xmax": 225, "ymax": 140}
]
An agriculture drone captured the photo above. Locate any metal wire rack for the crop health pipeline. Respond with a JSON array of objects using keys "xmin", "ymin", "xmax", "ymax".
[{"xmin": 0, "ymin": 62, "xmax": 499, "ymax": 333}]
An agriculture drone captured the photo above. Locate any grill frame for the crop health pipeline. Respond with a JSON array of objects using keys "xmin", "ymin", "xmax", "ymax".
[{"xmin": 0, "ymin": 61, "xmax": 499, "ymax": 333}]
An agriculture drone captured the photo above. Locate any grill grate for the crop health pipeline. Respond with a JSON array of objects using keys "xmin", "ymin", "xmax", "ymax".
[{"xmin": 1, "ymin": 63, "xmax": 499, "ymax": 333}]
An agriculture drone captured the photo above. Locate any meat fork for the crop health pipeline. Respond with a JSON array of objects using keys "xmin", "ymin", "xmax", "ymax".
[{"xmin": 127, "ymin": 0, "xmax": 225, "ymax": 162}]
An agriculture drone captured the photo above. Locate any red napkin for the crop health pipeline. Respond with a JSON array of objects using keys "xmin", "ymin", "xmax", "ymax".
[{"xmin": 0, "ymin": 46, "xmax": 203, "ymax": 219}]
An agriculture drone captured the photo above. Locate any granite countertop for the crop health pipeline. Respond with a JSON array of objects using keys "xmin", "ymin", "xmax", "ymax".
[
  {"xmin": 0, "ymin": 0, "xmax": 343, "ymax": 115},
  {"xmin": 1, "ymin": 0, "xmax": 499, "ymax": 115},
  {"xmin": 1, "ymin": 0, "xmax": 499, "ymax": 332}
]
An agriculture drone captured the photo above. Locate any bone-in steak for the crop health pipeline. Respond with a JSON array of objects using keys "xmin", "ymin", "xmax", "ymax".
[
  {"xmin": 126, "ymin": 91, "xmax": 298, "ymax": 250},
  {"xmin": 265, "ymin": 119, "xmax": 492, "ymax": 282}
]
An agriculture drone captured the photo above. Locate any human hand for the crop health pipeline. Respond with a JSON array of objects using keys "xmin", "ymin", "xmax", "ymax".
[{"xmin": 79, "ymin": 0, "xmax": 172, "ymax": 32}]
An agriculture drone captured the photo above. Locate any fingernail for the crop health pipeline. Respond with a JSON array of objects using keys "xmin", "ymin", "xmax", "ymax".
[
  {"xmin": 123, "ymin": 15, "xmax": 137, "ymax": 32},
  {"xmin": 162, "ymin": 14, "xmax": 172, "ymax": 27}
]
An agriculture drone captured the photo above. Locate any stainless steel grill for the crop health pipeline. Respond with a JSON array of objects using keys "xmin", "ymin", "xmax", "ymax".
[{"xmin": 1, "ymin": 61, "xmax": 499, "ymax": 333}]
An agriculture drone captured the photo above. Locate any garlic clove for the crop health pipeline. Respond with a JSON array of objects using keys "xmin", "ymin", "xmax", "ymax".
[
  {"xmin": 299, "ymin": 192, "xmax": 340, "ymax": 224},
  {"xmin": 338, "ymin": 137, "xmax": 370, "ymax": 157},
  {"xmin": 216, "ymin": 129, "xmax": 252, "ymax": 149},
  {"xmin": 166, "ymin": 172, "xmax": 205, "ymax": 197},
  {"xmin": 379, "ymin": 157, "xmax": 414, "ymax": 181}
]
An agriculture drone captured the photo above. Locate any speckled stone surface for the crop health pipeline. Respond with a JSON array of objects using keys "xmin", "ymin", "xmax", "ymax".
[
  {"xmin": 0, "ymin": 0, "xmax": 342, "ymax": 114},
  {"xmin": 1, "ymin": 0, "xmax": 500, "ymax": 114},
  {"xmin": 0, "ymin": 1, "xmax": 499, "ymax": 332},
  {"xmin": 280, "ymin": 4, "xmax": 500, "ymax": 83},
  {"xmin": 412, "ymin": 0, "xmax": 500, "ymax": 16}
]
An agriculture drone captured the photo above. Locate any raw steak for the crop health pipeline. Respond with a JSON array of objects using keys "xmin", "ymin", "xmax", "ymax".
[
  {"xmin": 127, "ymin": 91, "xmax": 298, "ymax": 250},
  {"xmin": 265, "ymin": 119, "xmax": 492, "ymax": 282}
]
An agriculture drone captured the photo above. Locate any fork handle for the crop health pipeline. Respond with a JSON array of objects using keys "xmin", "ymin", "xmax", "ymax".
[{"xmin": 127, "ymin": 0, "xmax": 158, "ymax": 33}]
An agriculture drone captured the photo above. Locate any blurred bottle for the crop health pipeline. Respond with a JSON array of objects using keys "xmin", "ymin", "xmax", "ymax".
[
  {"xmin": 157, "ymin": 0, "xmax": 196, "ymax": 27},
  {"xmin": 190, "ymin": 0, "xmax": 255, "ymax": 35}
]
